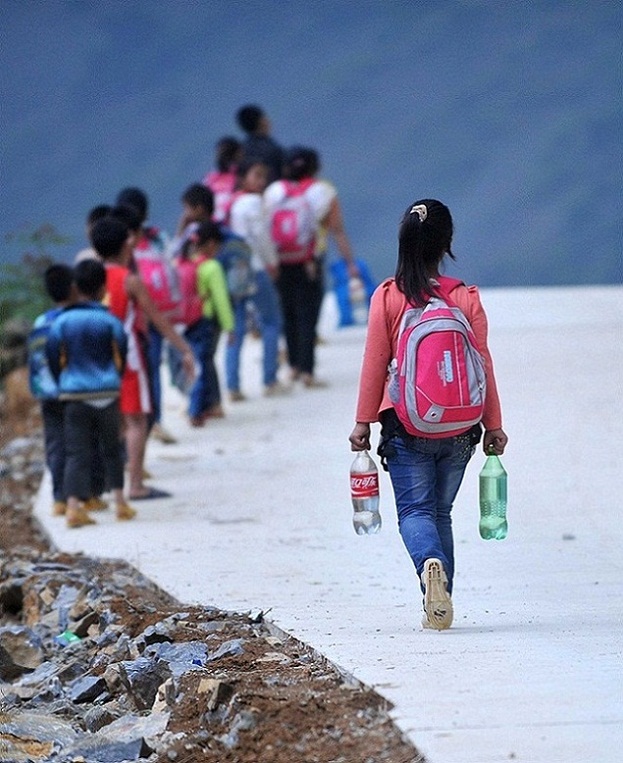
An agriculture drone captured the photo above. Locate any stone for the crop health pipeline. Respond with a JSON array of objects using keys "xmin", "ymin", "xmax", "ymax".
[
  {"xmin": 208, "ymin": 638, "xmax": 245, "ymax": 662},
  {"xmin": 0, "ymin": 710, "xmax": 78, "ymax": 761},
  {"xmin": 197, "ymin": 678, "xmax": 234, "ymax": 712},
  {"xmin": 83, "ymin": 705, "xmax": 119, "ymax": 733},
  {"xmin": 69, "ymin": 675, "xmax": 108, "ymax": 704},
  {"xmin": 144, "ymin": 640, "xmax": 209, "ymax": 678},
  {"xmin": 119, "ymin": 656, "xmax": 172, "ymax": 711},
  {"xmin": 0, "ymin": 625, "xmax": 44, "ymax": 680}
]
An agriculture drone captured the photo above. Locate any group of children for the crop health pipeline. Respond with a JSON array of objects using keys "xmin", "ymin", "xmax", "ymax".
[{"xmin": 28, "ymin": 102, "xmax": 360, "ymax": 528}]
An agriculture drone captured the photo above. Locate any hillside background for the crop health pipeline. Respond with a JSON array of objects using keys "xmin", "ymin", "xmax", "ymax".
[{"xmin": 1, "ymin": 0, "xmax": 621, "ymax": 287}]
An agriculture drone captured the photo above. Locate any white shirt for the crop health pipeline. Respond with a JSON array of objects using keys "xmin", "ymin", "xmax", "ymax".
[{"xmin": 229, "ymin": 192, "xmax": 278, "ymax": 271}]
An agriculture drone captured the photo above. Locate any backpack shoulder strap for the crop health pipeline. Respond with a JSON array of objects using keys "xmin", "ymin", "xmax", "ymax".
[{"xmin": 433, "ymin": 275, "xmax": 466, "ymax": 306}]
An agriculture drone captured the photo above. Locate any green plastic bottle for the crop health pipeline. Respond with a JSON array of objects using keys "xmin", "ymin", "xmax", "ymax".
[{"xmin": 479, "ymin": 446, "xmax": 508, "ymax": 540}]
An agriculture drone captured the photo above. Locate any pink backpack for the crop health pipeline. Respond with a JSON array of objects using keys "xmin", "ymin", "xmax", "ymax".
[
  {"xmin": 203, "ymin": 171, "xmax": 237, "ymax": 224},
  {"xmin": 175, "ymin": 255, "xmax": 207, "ymax": 327},
  {"xmin": 269, "ymin": 180, "xmax": 316, "ymax": 264},
  {"xmin": 134, "ymin": 230, "xmax": 180, "ymax": 314},
  {"xmin": 388, "ymin": 277, "xmax": 486, "ymax": 438}
]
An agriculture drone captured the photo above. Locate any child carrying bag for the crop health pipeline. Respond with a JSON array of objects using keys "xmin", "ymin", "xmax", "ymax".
[{"xmin": 388, "ymin": 276, "xmax": 486, "ymax": 438}]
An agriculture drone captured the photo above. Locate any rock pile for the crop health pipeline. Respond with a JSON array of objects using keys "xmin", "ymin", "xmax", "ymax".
[{"xmin": 0, "ymin": 413, "xmax": 423, "ymax": 763}]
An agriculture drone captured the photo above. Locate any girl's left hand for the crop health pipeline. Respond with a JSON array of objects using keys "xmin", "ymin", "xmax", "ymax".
[
  {"xmin": 349, "ymin": 422, "xmax": 371, "ymax": 451},
  {"xmin": 483, "ymin": 428, "xmax": 508, "ymax": 455}
]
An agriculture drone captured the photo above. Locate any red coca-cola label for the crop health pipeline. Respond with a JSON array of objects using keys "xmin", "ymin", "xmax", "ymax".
[{"xmin": 350, "ymin": 471, "xmax": 379, "ymax": 498}]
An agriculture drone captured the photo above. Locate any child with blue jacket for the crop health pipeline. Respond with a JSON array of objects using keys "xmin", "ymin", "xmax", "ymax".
[
  {"xmin": 28, "ymin": 264, "xmax": 75, "ymax": 516},
  {"xmin": 46, "ymin": 259, "xmax": 135, "ymax": 528}
]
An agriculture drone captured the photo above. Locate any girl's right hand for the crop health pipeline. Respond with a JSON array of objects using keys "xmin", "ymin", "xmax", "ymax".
[{"xmin": 349, "ymin": 422, "xmax": 371, "ymax": 452}]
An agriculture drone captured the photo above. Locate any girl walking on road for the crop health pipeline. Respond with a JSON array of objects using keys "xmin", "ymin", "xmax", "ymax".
[{"xmin": 349, "ymin": 199, "xmax": 508, "ymax": 630}]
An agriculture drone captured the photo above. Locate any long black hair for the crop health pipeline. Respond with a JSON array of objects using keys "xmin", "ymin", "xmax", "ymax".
[{"xmin": 395, "ymin": 199, "xmax": 455, "ymax": 305}]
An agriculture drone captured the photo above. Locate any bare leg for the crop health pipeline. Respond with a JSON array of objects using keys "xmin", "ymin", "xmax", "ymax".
[{"xmin": 125, "ymin": 413, "xmax": 148, "ymax": 497}]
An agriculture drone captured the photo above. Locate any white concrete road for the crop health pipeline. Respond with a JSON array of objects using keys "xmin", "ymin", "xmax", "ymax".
[{"xmin": 35, "ymin": 287, "xmax": 623, "ymax": 763}]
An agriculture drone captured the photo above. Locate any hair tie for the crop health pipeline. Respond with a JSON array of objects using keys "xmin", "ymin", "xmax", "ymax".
[{"xmin": 410, "ymin": 204, "xmax": 427, "ymax": 222}]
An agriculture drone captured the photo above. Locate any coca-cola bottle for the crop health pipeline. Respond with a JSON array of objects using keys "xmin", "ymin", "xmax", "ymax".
[{"xmin": 350, "ymin": 450, "xmax": 381, "ymax": 535}]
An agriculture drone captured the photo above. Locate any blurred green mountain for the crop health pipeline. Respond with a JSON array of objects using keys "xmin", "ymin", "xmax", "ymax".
[{"xmin": 1, "ymin": 1, "xmax": 621, "ymax": 286}]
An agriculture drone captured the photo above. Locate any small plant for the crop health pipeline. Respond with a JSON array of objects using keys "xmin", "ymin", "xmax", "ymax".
[{"xmin": 1, "ymin": 223, "xmax": 72, "ymax": 324}]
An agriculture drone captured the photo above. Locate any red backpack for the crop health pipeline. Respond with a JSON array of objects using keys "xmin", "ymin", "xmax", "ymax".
[{"xmin": 388, "ymin": 277, "xmax": 486, "ymax": 438}]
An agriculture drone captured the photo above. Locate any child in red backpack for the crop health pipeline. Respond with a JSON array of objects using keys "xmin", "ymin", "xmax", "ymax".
[
  {"xmin": 115, "ymin": 187, "xmax": 180, "ymax": 445},
  {"xmin": 92, "ymin": 217, "xmax": 195, "ymax": 500},
  {"xmin": 264, "ymin": 146, "xmax": 357, "ymax": 388},
  {"xmin": 177, "ymin": 222, "xmax": 234, "ymax": 426},
  {"xmin": 203, "ymin": 136, "xmax": 242, "ymax": 224},
  {"xmin": 349, "ymin": 199, "xmax": 508, "ymax": 631}
]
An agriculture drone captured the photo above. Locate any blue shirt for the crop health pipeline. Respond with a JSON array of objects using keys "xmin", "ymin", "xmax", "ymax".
[{"xmin": 46, "ymin": 302, "xmax": 128, "ymax": 400}]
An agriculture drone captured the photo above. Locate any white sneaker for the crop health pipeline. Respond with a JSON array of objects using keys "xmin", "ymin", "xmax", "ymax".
[
  {"xmin": 264, "ymin": 381, "xmax": 291, "ymax": 397},
  {"xmin": 150, "ymin": 423, "xmax": 177, "ymax": 444},
  {"xmin": 421, "ymin": 558, "xmax": 453, "ymax": 630}
]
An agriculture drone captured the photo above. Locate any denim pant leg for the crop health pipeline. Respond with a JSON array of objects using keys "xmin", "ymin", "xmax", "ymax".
[
  {"xmin": 385, "ymin": 434, "xmax": 473, "ymax": 594},
  {"xmin": 204, "ymin": 319, "xmax": 222, "ymax": 409},
  {"xmin": 41, "ymin": 399, "xmax": 66, "ymax": 501},
  {"xmin": 147, "ymin": 324, "xmax": 163, "ymax": 424},
  {"xmin": 225, "ymin": 298, "xmax": 248, "ymax": 393},
  {"xmin": 185, "ymin": 318, "xmax": 212, "ymax": 418},
  {"xmin": 253, "ymin": 270, "xmax": 282, "ymax": 386}
]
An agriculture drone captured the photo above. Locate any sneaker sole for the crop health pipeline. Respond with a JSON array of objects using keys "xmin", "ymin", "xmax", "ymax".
[{"xmin": 422, "ymin": 558, "xmax": 453, "ymax": 630}]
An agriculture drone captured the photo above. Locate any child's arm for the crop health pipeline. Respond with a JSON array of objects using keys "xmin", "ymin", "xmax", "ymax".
[
  {"xmin": 204, "ymin": 260, "xmax": 234, "ymax": 332},
  {"xmin": 125, "ymin": 272, "xmax": 196, "ymax": 380},
  {"xmin": 323, "ymin": 197, "xmax": 357, "ymax": 275}
]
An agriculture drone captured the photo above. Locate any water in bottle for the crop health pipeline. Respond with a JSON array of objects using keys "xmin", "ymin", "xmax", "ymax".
[
  {"xmin": 350, "ymin": 450, "xmax": 381, "ymax": 535},
  {"xmin": 479, "ymin": 446, "xmax": 508, "ymax": 540},
  {"xmin": 349, "ymin": 277, "xmax": 369, "ymax": 325}
]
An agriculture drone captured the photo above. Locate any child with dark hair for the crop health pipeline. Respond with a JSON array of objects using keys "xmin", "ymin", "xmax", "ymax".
[
  {"xmin": 177, "ymin": 221, "xmax": 233, "ymax": 425},
  {"xmin": 28, "ymin": 264, "xmax": 75, "ymax": 516},
  {"xmin": 171, "ymin": 183, "xmax": 216, "ymax": 259},
  {"xmin": 227, "ymin": 159, "xmax": 285, "ymax": 399},
  {"xmin": 46, "ymin": 259, "xmax": 134, "ymax": 528},
  {"xmin": 75, "ymin": 204, "xmax": 112, "ymax": 263},
  {"xmin": 236, "ymin": 103, "xmax": 284, "ymax": 185},
  {"xmin": 91, "ymin": 217, "xmax": 195, "ymax": 500},
  {"xmin": 264, "ymin": 145, "xmax": 357, "ymax": 387},
  {"xmin": 115, "ymin": 187, "xmax": 180, "ymax": 445},
  {"xmin": 349, "ymin": 199, "xmax": 508, "ymax": 630},
  {"xmin": 203, "ymin": 136, "xmax": 243, "ymax": 224}
]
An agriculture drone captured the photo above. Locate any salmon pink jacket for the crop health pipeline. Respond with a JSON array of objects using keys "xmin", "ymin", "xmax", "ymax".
[{"xmin": 354, "ymin": 277, "xmax": 503, "ymax": 432}]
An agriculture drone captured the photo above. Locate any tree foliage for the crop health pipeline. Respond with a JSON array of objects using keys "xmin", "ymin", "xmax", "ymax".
[{"xmin": 1, "ymin": 224, "xmax": 71, "ymax": 324}]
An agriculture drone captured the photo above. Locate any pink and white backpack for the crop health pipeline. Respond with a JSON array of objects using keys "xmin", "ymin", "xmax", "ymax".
[
  {"xmin": 268, "ymin": 179, "xmax": 316, "ymax": 264},
  {"xmin": 203, "ymin": 170, "xmax": 238, "ymax": 224},
  {"xmin": 388, "ymin": 277, "xmax": 486, "ymax": 438}
]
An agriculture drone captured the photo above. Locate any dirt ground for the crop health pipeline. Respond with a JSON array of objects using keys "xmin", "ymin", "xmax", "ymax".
[{"xmin": 0, "ymin": 394, "xmax": 425, "ymax": 763}]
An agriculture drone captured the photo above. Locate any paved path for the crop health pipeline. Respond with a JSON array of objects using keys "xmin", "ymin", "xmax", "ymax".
[{"xmin": 35, "ymin": 287, "xmax": 623, "ymax": 763}]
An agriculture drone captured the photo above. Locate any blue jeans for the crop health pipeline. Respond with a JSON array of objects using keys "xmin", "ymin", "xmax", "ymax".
[
  {"xmin": 185, "ymin": 317, "xmax": 221, "ymax": 418},
  {"xmin": 384, "ymin": 430, "xmax": 476, "ymax": 594},
  {"xmin": 226, "ymin": 270, "xmax": 282, "ymax": 391},
  {"xmin": 146, "ymin": 324, "xmax": 163, "ymax": 424}
]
